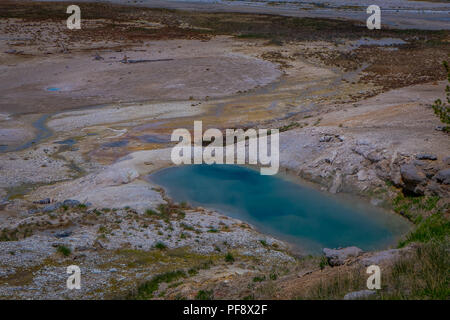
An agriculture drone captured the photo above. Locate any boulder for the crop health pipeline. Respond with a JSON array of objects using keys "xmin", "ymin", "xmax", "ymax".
[
  {"xmin": 400, "ymin": 164, "xmax": 426, "ymax": 184},
  {"xmin": 42, "ymin": 202, "xmax": 62, "ymax": 212},
  {"xmin": 323, "ymin": 246, "xmax": 363, "ymax": 266},
  {"xmin": 357, "ymin": 170, "xmax": 368, "ymax": 181},
  {"xmin": 33, "ymin": 198, "xmax": 51, "ymax": 205},
  {"xmin": 416, "ymin": 153, "xmax": 437, "ymax": 161},
  {"xmin": 367, "ymin": 151, "xmax": 382, "ymax": 163},
  {"xmin": 63, "ymin": 199, "xmax": 81, "ymax": 207},
  {"xmin": 360, "ymin": 248, "xmax": 403, "ymax": 267},
  {"xmin": 55, "ymin": 231, "xmax": 72, "ymax": 238},
  {"xmin": 443, "ymin": 156, "xmax": 450, "ymax": 166},
  {"xmin": 400, "ymin": 163, "xmax": 426, "ymax": 194},
  {"xmin": 344, "ymin": 290, "xmax": 376, "ymax": 300},
  {"xmin": 319, "ymin": 135, "xmax": 333, "ymax": 143},
  {"xmin": 434, "ymin": 169, "xmax": 450, "ymax": 185}
]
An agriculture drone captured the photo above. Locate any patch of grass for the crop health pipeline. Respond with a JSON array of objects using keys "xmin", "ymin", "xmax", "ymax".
[
  {"xmin": 392, "ymin": 193, "xmax": 441, "ymax": 223},
  {"xmin": 259, "ymin": 239, "xmax": 268, "ymax": 247},
  {"xmin": 297, "ymin": 268, "xmax": 366, "ymax": 300},
  {"xmin": 145, "ymin": 208, "xmax": 158, "ymax": 216},
  {"xmin": 398, "ymin": 212, "xmax": 450, "ymax": 247},
  {"xmin": 188, "ymin": 268, "xmax": 198, "ymax": 276},
  {"xmin": 279, "ymin": 122, "xmax": 300, "ymax": 132},
  {"xmin": 253, "ymin": 275, "xmax": 266, "ymax": 282},
  {"xmin": 180, "ymin": 223, "xmax": 196, "ymax": 231},
  {"xmin": 154, "ymin": 241, "xmax": 167, "ymax": 250},
  {"xmin": 225, "ymin": 252, "xmax": 235, "ymax": 263},
  {"xmin": 196, "ymin": 289, "xmax": 214, "ymax": 300},
  {"xmin": 380, "ymin": 241, "xmax": 450, "ymax": 299},
  {"xmin": 131, "ymin": 270, "xmax": 186, "ymax": 299},
  {"xmin": 56, "ymin": 245, "xmax": 71, "ymax": 257},
  {"xmin": 146, "ymin": 204, "xmax": 186, "ymax": 221},
  {"xmin": 319, "ymin": 256, "xmax": 329, "ymax": 270},
  {"xmin": 431, "ymin": 60, "xmax": 450, "ymax": 132}
]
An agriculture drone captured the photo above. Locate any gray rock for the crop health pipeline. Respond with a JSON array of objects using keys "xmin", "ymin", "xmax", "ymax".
[
  {"xmin": 323, "ymin": 246, "xmax": 363, "ymax": 266},
  {"xmin": 329, "ymin": 171, "xmax": 343, "ymax": 194},
  {"xmin": 42, "ymin": 202, "xmax": 62, "ymax": 212},
  {"xmin": 400, "ymin": 163, "xmax": 426, "ymax": 194},
  {"xmin": 367, "ymin": 151, "xmax": 382, "ymax": 163},
  {"xmin": 412, "ymin": 160, "xmax": 426, "ymax": 167},
  {"xmin": 416, "ymin": 153, "xmax": 437, "ymax": 161},
  {"xmin": 443, "ymin": 156, "xmax": 450, "ymax": 166},
  {"xmin": 55, "ymin": 231, "xmax": 72, "ymax": 238},
  {"xmin": 62, "ymin": 199, "xmax": 81, "ymax": 207},
  {"xmin": 33, "ymin": 198, "xmax": 51, "ymax": 205},
  {"xmin": 93, "ymin": 53, "xmax": 104, "ymax": 61},
  {"xmin": 344, "ymin": 290, "xmax": 376, "ymax": 300},
  {"xmin": 434, "ymin": 169, "xmax": 450, "ymax": 185},
  {"xmin": 319, "ymin": 136, "xmax": 333, "ymax": 142},
  {"xmin": 360, "ymin": 248, "xmax": 403, "ymax": 267},
  {"xmin": 400, "ymin": 164, "xmax": 426, "ymax": 184},
  {"xmin": 357, "ymin": 170, "xmax": 368, "ymax": 181}
]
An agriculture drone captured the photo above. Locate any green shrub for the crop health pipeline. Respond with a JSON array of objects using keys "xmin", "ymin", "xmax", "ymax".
[
  {"xmin": 225, "ymin": 252, "xmax": 235, "ymax": 263},
  {"xmin": 154, "ymin": 241, "xmax": 167, "ymax": 250},
  {"xmin": 188, "ymin": 268, "xmax": 198, "ymax": 276},
  {"xmin": 253, "ymin": 275, "xmax": 266, "ymax": 282},
  {"xmin": 319, "ymin": 256, "xmax": 329, "ymax": 270},
  {"xmin": 196, "ymin": 289, "xmax": 214, "ymax": 300},
  {"xmin": 432, "ymin": 60, "xmax": 450, "ymax": 132},
  {"xmin": 145, "ymin": 208, "xmax": 158, "ymax": 216},
  {"xmin": 57, "ymin": 245, "xmax": 71, "ymax": 256}
]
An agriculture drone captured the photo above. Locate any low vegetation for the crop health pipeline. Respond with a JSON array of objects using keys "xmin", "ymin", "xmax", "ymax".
[
  {"xmin": 398, "ymin": 212, "xmax": 450, "ymax": 248},
  {"xmin": 196, "ymin": 289, "xmax": 214, "ymax": 300},
  {"xmin": 129, "ymin": 270, "xmax": 187, "ymax": 300},
  {"xmin": 225, "ymin": 252, "xmax": 235, "ymax": 263},
  {"xmin": 392, "ymin": 193, "xmax": 441, "ymax": 223},
  {"xmin": 432, "ymin": 60, "xmax": 450, "ymax": 132},
  {"xmin": 381, "ymin": 241, "xmax": 449, "ymax": 299},
  {"xmin": 56, "ymin": 245, "xmax": 71, "ymax": 257}
]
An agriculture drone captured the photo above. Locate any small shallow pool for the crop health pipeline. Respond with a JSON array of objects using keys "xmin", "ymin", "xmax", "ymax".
[{"xmin": 149, "ymin": 165, "xmax": 411, "ymax": 253}]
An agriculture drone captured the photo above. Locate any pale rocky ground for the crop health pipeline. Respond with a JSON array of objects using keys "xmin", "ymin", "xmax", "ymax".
[{"xmin": 0, "ymin": 3, "xmax": 449, "ymax": 299}]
